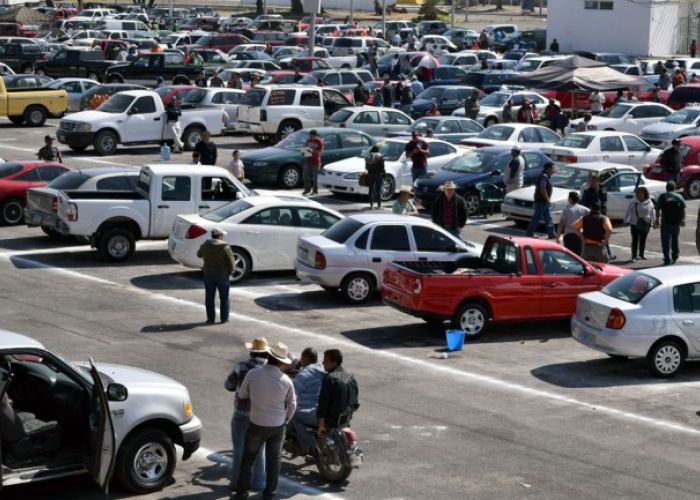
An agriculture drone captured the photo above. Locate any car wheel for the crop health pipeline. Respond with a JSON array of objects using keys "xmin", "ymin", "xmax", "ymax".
[
  {"xmin": 484, "ymin": 116, "xmax": 498, "ymax": 127},
  {"xmin": 452, "ymin": 302, "xmax": 489, "ymax": 339},
  {"xmin": 86, "ymin": 71, "xmax": 100, "ymax": 81},
  {"xmin": 21, "ymin": 64, "xmax": 34, "ymax": 74},
  {"xmin": 464, "ymin": 192, "xmax": 480, "ymax": 216},
  {"xmin": 94, "ymin": 130, "xmax": 118, "ymax": 155},
  {"xmin": 108, "ymin": 74, "xmax": 123, "ymax": 83},
  {"xmin": 116, "ymin": 428, "xmax": 176, "ymax": 494},
  {"xmin": 69, "ymin": 145, "xmax": 87, "ymax": 152},
  {"xmin": 182, "ymin": 125, "xmax": 204, "ymax": 151},
  {"xmin": 0, "ymin": 197, "xmax": 24, "ymax": 225},
  {"xmin": 647, "ymin": 339, "xmax": 685, "ymax": 378},
  {"xmin": 24, "ymin": 105, "xmax": 47, "ymax": 127},
  {"xmin": 34, "ymin": 67, "xmax": 46, "ymax": 76},
  {"xmin": 41, "ymin": 225, "xmax": 62, "ymax": 239},
  {"xmin": 230, "ymin": 246, "xmax": 252, "ymax": 283},
  {"xmin": 278, "ymin": 164, "xmax": 302, "ymax": 189},
  {"xmin": 277, "ymin": 119, "xmax": 300, "ymax": 139},
  {"xmin": 379, "ymin": 175, "xmax": 395, "ymax": 202},
  {"xmin": 684, "ymin": 176, "xmax": 700, "ymax": 199},
  {"xmin": 98, "ymin": 227, "xmax": 135, "ymax": 262},
  {"xmin": 341, "ymin": 273, "xmax": 375, "ymax": 304}
]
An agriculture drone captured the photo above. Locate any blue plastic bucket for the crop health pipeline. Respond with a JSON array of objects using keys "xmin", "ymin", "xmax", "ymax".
[{"xmin": 445, "ymin": 329, "xmax": 465, "ymax": 352}]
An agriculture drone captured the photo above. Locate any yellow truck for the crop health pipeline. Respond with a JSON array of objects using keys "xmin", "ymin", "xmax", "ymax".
[{"xmin": 0, "ymin": 76, "xmax": 68, "ymax": 126}]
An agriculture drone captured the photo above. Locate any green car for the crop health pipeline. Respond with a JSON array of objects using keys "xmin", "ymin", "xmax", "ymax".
[{"xmin": 242, "ymin": 128, "xmax": 378, "ymax": 189}]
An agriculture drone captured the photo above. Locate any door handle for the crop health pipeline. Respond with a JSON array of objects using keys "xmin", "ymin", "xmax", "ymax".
[
  {"xmin": 683, "ymin": 320, "xmax": 694, "ymax": 326},
  {"xmin": 628, "ymin": 155, "xmax": 635, "ymax": 158},
  {"xmin": 372, "ymin": 257, "xmax": 381, "ymax": 262},
  {"xmin": 198, "ymin": 205, "xmax": 210, "ymax": 209},
  {"xmin": 546, "ymin": 282, "xmax": 559, "ymax": 288},
  {"xmin": 157, "ymin": 204, "xmax": 169, "ymax": 208},
  {"xmin": 154, "ymin": 117, "xmax": 161, "ymax": 121},
  {"xmin": 602, "ymin": 155, "xmax": 609, "ymax": 160}
]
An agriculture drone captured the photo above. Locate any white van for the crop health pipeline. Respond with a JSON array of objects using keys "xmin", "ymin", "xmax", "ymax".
[
  {"xmin": 73, "ymin": 8, "xmax": 116, "ymax": 21},
  {"xmin": 484, "ymin": 23, "xmax": 519, "ymax": 43},
  {"xmin": 97, "ymin": 19, "xmax": 149, "ymax": 33},
  {"xmin": 329, "ymin": 36, "xmax": 391, "ymax": 56}
]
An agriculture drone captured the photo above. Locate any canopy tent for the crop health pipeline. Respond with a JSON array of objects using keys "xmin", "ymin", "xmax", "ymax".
[
  {"xmin": 506, "ymin": 56, "xmax": 642, "ymax": 91},
  {"xmin": 0, "ymin": 6, "xmax": 51, "ymax": 24}
]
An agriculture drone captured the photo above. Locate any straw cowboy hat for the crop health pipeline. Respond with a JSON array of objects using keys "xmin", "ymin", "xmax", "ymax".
[
  {"xmin": 244, "ymin": 337, "xmax": 269, "ymax": 353},
  {"xmin": 268, "ymin": 342, "xmax": 292, "ymax": 364},
  {"xmin": 398, "ymin": 185, "xmax": 413, "ymax": 195},
  {"xmin": 439, "ymin": 180, "xmax": 457, "ymax": 191}
]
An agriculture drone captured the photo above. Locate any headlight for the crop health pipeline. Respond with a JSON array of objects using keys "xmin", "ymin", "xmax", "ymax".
[
  {"xmin": 503, "ymin": 196, "xmax": 513, "ymax": 204},
  {"xmin": 183, "ymin": 399, "xmax": 193, "ymax": 418},
  {"xmin": 76, "ymin": 122, "xmax": 91, "ymax": 132},
  {"xmin": 343, "ymin": 172, "xmax": 362, "ymax": 179},
  {"xmin": 252, "ymin": 161, "xmax": 269, "ymax": 167}
]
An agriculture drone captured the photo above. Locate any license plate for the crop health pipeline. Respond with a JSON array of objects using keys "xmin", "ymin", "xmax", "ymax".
[
  {"xmin": 32, "ymin": 214, "xmax": 42, "ymax": 225},
  {"xmin": 578, "ymin": 331, "xmax": 593, "ymax": 345}
]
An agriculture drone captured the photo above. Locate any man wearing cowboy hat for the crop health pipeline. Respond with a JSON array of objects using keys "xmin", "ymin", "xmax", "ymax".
[
  {"xmin": 225, "ymin": 338, "xmax": 269, "ymax": 492},
  {"xmin": 197, "ymin": 228, "xmax": 234, "ymax": 324},
  {"xmin": 431, "ymin": 180, "xmax": 467, "ymax": 239},
  {"xmin": 235, "ymin": 343, "xmax": 296, "ymax": 500},
  {"xmin": 393, "ymin": 185, "xmax": 419, "ymax": 215}
]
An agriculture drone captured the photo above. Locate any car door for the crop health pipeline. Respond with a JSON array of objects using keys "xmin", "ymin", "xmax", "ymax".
[
  {"xmin": 604, "ymin": 171, "xmax": 641, "ymax": 217},
  {"xmin": 352, "ymin": 110, "xmax": 382, "ymax": 135},
  {"xmin": 367, "ymin": 224, "xmax": 414, "ymax": 283},
  {"xmin": 239, "ymin": 206, "xmax": 299, "ymax": 269},
  {"xmin": 672, "ymin": 282, "xmax": 700, "ymax": 352},
  {"xmin": 199, "ymin": 175, "xmax": 241, "ymax": 212},
  {"xmin": 380, "ymin": 110, "xmax": 412, "ymax": 136},
  {"xmin": 410, "ymin": 224, "xmax": 463, "ymax": 262},
  {"xmin": 336, "ymin": 131, "xmax": 367, "ymax": 163},
  {"xmin": 434, "ymin": 119, "xmax": 464, "ymax": 142},
  {"xmin": 622, "ymin": 134, "xmax": 656, "ymax": 166},
  {"xmin": 87, "ymin": 360, "xmax": 116, "ymax": 493},
  {"xmin": 439, "ymin": 88, "xmax": 460, "ymax": 114},
  {"xmin": 522, "ymin": 152, "xmax": 545, "ymax": 186},
  {"xmin": 537, "ymin": 248, "xmax": 600, "ymax": 316},
  {"xmin": 124, "ymin": 95, "xmax": 163, "ymax": 142},
  {"xmin": 37, "ymin": 165, "xmax": 69, "ymax": 183},
  {"xmin": 598, "ymin": 135, "xmax": 628, "ymax": 163},
  {"xmin": 153, "ymin": 175, "xmax": 193, "ymax": 236},
  {"xmin": 59, "ymin": 80, "xmax": 83, "ymax": 111}
]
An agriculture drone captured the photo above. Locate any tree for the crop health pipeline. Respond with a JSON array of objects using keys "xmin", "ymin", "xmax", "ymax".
[
  {"xmin": 496, "ymin": 0, "xmax": 504, "ymax": 10},
  {"xmin": 419, "ymin": 0, "xmax": 440, "ymax": 20}
]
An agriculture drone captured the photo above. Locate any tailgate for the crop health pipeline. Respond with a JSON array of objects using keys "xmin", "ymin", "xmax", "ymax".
[
  {"xmin": 27, "ymin": 189, "xmax": 56, "ymax": 213},
  {"xmin": 172, "ymin": 216, "xmax": 192, "ymax": 239},
  {"xmin": 296, "ymin": 238, "xmax": 318, "ymax": 267},
  {"xmin": 236, "ymin": 104, "xmax": 259, "ymax": 124}
]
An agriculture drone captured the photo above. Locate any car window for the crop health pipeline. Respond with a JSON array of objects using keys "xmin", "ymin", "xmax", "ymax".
[
  {"xmin": 322, "ymin": 133, "xmax": 340, "ymax": 150},
  {"xmin": 629, "ymin": 106, "xmax": 650, "ymax": 119},
  {"xmin": 201, "ymin": 176, "xmax": 238, "ymax": 201},
  {"xmin": 62, "ymin": 80, "xmax": 82, "ymax": 93},
  {"xmin": 15, "ymin": 169, "xmax": 40, "ymax": 181},
  {"xmin": 538, "ymin": 249, "xmax": 584, "ymax": 275},
  {"xmin": 243, "ymin": 207, "xmax": 295, "ymax": 226},
  {"xmin": 161, "ymin": 176, "xmax": 191, "ymax": 201},
  {"xmin": 300, "ymin": 90, "xmax": 321, "ymax": 106},
  {"xmin": 354, "ymin": 111, "xmax": 380, "ymax": 124},
  {"xmin": 267, "ymin": 88, "xmax": 296, "ymax": 106},
  {"xmin": 538, "ymin": 128, "xmax": 560, "ymax": 143},
  {"xmin": 437, "ymin": 120, "xmax": 461, "ymax": 134},
  {"xmin": 606, "ymin": 173, "xmax": 639, "ymax": 192},
  {"xmin": 647, "ymin": 105, "xmax": 670, "ymax": 118},
  {"xmin": 341, "ymin": 73, "xmax": 358, "ymax": 85},
  {"xmin": 370, "ymin": 225, "xmax": 410, "ymax": 251},
  {"xmin": 673, "ymin": 282, "xmax": 700, "ymax": 313},
  {"xmin": 164, "ymin": 52, "xmax": 183, "ymax": 65},
  {"xmin": 324, "ymin": 73, "xmax": 340, "ymax": 85},
  {"xmin": 518, "ymin": 127, "xmax": 540, "ymax": 143},
  {"xmin": 412, "ymin": 225, "xmax": 455, "ymax": 251},
  {"xmin": 382, "ymin": 111, "xmax": 411, "ymax": 125},
  {"xmin": 354, "ymin": 227, "xmax": 369, "ymax": 249},
  {"xmin": 524, "ymin": 246, "xmax": 537, "ymax": 274},
  {"xmin": 623, "ymin": 135, "xmax": 648, "ymax": 152},
  {"xmin": 603, "ymin": 271, "xmax": 660, "ymax": 304},
  {"xmin": 484, "ymin": 239, "xmax": 517, "ymax": 273},
  {"xmin": 341, "ymin": 132, "xmax": 364, "ymax": 149},
  {"xmin": 37, "ymin": 166, "xmax": 68, "ymax": 182},
  {"xmin": 296, "ymin": 207, "xmax": 340, "ymax": 229},
  {"xmin": 522, "ymin": 152, "xmax": 542, "ymax": 170},
  {"xmin": 459, "ymin": 119, "xmax": 482, "ymax": 133},
  {"xmin": 599, "ymin": 136, "xmax": 624, "ymax": 152},
  {"xmin": 428, "ymin": 142, "xmax": 453, "ymax": 157},
  {"xmin": 130, "ymin": 96, "xmax": 156, "ymax": 114},
  {"xmin": 96, "ymin": 175, "xmax": 138, "ymax": 190}
]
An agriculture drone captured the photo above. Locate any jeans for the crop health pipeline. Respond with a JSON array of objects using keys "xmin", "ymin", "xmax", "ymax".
[
  {"xmin": 368, "ymin": 174, "xmax": 383, "ymax": 207},
  {"xmin": 167, "ymin": 120, "xmax": 184, "ymax": 150},
  {"xmin": 303, "ymin": 162, "xmax": 319, "ymax": 192},
  {"xmin": 665, "ymin": 172, "xmax": 679, "ymax": 183},
  {"xmin": 630, "ymin": 225, "xmax": 649, "ymax": 259},
  {"xmin": 204, "ymin": 273, "xmax": 230, "ymax": 322},
  {"xmin": 526, "ymin": 202, "xmax": 555, "ymax": 238},
  {"xmin": 231, "ymin": 413, "xmax": 265, "ymax": 491},
  {"xmin": 660, "ymin": 223, "xmax": 681, "ymax": 263},
  {"xmin": 287, "ymin": 408, "xmax": 317, "ymax": 452},
  {"xmin": 563, "ymin": 233, "xmax": 583, "ymax": 255},
  {"xmin": 411, "ymin": 167, "xmax": 427, "ymax": 183},
  {"xmin": 237, "ymin": 423, "xmax": 286, "ymax": 499}
]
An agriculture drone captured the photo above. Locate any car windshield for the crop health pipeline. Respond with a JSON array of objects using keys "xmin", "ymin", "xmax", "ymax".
[
  {"xmin": 553, "ymin": 134, "xmax": 594, "ymax": 149},
  {"xmin": 601, "ymin": 272, "xmax": 661, "ymax": 304},
  {"xmin": 599, "ymin": 104, "xmax": 631, "ymax": 119},
  {"xmin": 47, "ymin": 171, "xmax": 90, "ymax": 189},
  {"xmin": 97, "ymin": 94, "xmax": 135, "ymax": 113},
  {"xmin": 202, "ymin": 200, "xmax": 252, "ymax": 222},
  {"xmin": 183, "ymin": 88, "xmax": 207, "ymax": 104},
  {"xmin": 411, "ymin": 118, "xmax": 440, "ymax": 132},
  {"xmin": 328, "ymin": 109, "xmax": 353, "ymax": 123},
  {"xmin": 515, "ymin": 59, "xmax": 541, "ymax": 71},
  {"xmin": 240, "ymin": 88, "xmax": 266, "ymax": 106},
  {"xmin": 549, "ymin": 165, "xmax": 597, "ymax": 189},
  {"xmin": 477, "ymin": 125, "xmax": 513, "ymax": 141},
  {"xmin": 663, "ymin": 108, "xmax": 700, "ymax": 124},
  {"xmin": 277, "ymin": 129, "xmax": 311, "ymax": 150},
  {"xmin": 480, "ymin": 93, "xmax": 509, "ymax": 107},
  {"xmin": 322, "ymin": 217, "xmax": 363, "ymax": 243},
  {"xmin": 417, "ymin": 87, "xmax": 445, "ymax": 100},
  {"xmin": 0, "ymin": 162, "xmax": 23, "ymax": 179},
  {"xmin": 443, "ymin": 150, "xmax": 497, "ymax": 173},
  {"xmin": 195, "ymin": 35, "xmax": 211, "ymax": 44},
  {"xmin": 377, "ymin": 140, "xmax": 407, "ymax": 161}
]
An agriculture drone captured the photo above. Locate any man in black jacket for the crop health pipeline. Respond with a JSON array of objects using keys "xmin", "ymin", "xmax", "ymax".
[
  {"xmin": 194, "ymin": 131, "xmax": 217, "ymax": 165},
  {"xmin": 431, "ymin": 180, "xmax": 467, "ymax": 239},
  {"xmin": 165, "ymin": 99, "xmax": 184, "ymax": 153},
  {"xmin": 317, "ymin": 349, "xmax": 359, "ymax": 438},
  {"xmin": 660, "ymin": 139, "xmax": 682, "ymax": 183}
]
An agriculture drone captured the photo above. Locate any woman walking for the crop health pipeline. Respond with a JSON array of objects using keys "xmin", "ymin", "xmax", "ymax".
[
  {"xmin": 624, "ymin": 186, "xmax": 656, "ymax": 261},
  {"xmin": 365, "ymin": 145, "xmax": 385, "ymax": 209}
]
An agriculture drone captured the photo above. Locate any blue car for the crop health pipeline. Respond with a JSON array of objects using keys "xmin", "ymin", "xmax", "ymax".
[
  {"xmin": 413, "ymin": 146, "xmax": 552, "ymax": 214},
  {"xmin": 387, "ymin": 116, "xmax": 483, "ymax": 144},
  {"xmin": 411, "ymin": 85, "xmax": 481, "ymax": 118},
  {"xmin": 421, "ymin": 65, "xmax": 471, "ymax": 89}
]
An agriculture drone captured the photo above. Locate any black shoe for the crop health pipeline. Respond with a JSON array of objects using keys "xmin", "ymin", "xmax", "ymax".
[
  {"xmin": 233, "ymin": 493, "xmax": 249, "ymax": 500},
  {"xmin": 302, "ymin": 190, "xmax": 309, "ymax": 195},
  {"xmin": 221, "ymin": 319, "xmax": 229, "ymax": 324},
  {"xmin": 312, "ymin": 190, "xmax": 318, "ymax": 195},
  {"xmin": 205, "ymin": 319, "xmax": 215, "ymax": 324},
  {"xmin": 639, "ymin": 254, "xmax": 646, "ymax": 260},
  {"xmin": 663, "ymin": 260, "xmax": 671, "ymax": 266}
]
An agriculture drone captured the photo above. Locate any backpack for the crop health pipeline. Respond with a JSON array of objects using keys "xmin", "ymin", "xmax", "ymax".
[{"xmin": 662, "ymin": 194, "xmax": 684, "ymax": 224}]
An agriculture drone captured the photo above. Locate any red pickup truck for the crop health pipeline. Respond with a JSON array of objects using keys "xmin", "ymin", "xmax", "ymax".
[{"xmin": 381, "ymin": 236, "xmax": 629, "ymax": 339}]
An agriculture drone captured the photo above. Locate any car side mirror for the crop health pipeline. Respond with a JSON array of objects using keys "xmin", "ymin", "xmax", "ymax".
[
  {"xmin": 107, "ymin": 383, "xmax": 128, "ymax": 402},
  {"xmin": 126, "ymin": 107, "xmax": 135, "ymax": 115},
  {"xmin": 644, "ymin": 145, "xmax": 651, "ymax": 152},
  {"xmin": 583, "ymin": 266, "xmax": 595, "ymax": 276}
]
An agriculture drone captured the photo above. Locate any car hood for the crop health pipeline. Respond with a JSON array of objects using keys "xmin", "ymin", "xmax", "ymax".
[
  {"xmin": 323, "ymin": 156, "xmax": 366, "ymax": 173},
  {"xmin": 92, "ymin": 362, "xmax": 188, "ymax": 395},
  {"xmin": 641, "ymin": 121, "xmax": 691, "ymax": 135},
  {"xmin": 62, "ymin": 110, "xmax": 121, "ymax": 124},
  {"xmin": 506, "ymin": 185, "xmax": 570, "ymax": 204},
  {"xmin": 242, "ymin": 147, "xmax": 297, "ymax": 162},
  {"xmin": 416, "ymin": 169, "xmax": 490, "ymax": 190}
]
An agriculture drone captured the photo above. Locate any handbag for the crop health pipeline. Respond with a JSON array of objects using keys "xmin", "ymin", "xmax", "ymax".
[
  {"xmin": 358, "ymin": 172, "xmax": 369, "ymax": 187},
  {"xmin": 635, "ymin": 203, "xmax": 651, "ymax": 233}
]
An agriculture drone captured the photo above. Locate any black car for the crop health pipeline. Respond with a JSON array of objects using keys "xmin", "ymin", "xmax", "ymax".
[
  {"xmin": 463, "ymin": 71, "xmax": 520, "ymax": 94},
  {"xmin": 104, "ymin": 52, "xmax": 213, "ymax": 86},
  {"xmin": 0, "ymin": 43, "xmax": 45, "ymax": 73},
  {"xmin": 417, "ymin": 20, "xmax": 448, "ymax": 36},
  {"xmin": 413, "ymin": 146, "xmax": 551, "ymax": 214},
  {"xmin": 34, "ymin": 48, "xmax": 115, "ymax": 82},
  {"xmin": 410, "ymin": 85, "xmax": 482, "ymax": 118}
]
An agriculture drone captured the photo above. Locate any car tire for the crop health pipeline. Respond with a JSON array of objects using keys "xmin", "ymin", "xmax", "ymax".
[
  {"xmin": 116, "ymin": 428, "xmax": 176, "ymax": 494},
  {"xmin": 379, "ymin": 175, "xmax": 395, "ymax": 202},
  {"xmin": 277, "ymin": 119, "xmax": 300, "ymax": 139},
  {"xmin": 94, "ymin": 130, "xmax": 118, "ymax": 155},
  {"xmin": 230, "ymin": 246, "xmax": 252, "ymax": 283},
  {"xmin": 24, "ymin": 105, "xmax": 47, "ymax": 127},
  {"xmin": 98, "ymin": 227, "xmax": 135, "ymax": 262},
  {"xmin": 182, "ymin": 125, "xmax": 204, "ymax": 151},
  {"xmin": 464, "ymin": 192, "xmax": 480, "ymax": 216},
  {"xmin": 278, "ymin": 164, "xmax": 302, "ymax": 189},
  {"xmin": 451, "ymin": 301, "xmax": 489, "ymax": 340},
  {"xmin": 647, "ymin": 339, "xmax": 685, "ymax": 378},
  {"xmin": 108, "ymin": 74, "xmax": 123, "ymax": 83},
  {"xmin": 21, "ymin": 64, "xmax": 34, "ymax": 74},
  {"xmin": 484, "ymin": 116, "xmax": 498, "ymax": 127},
  {"xmin": 341, "ymin": 272, "xmax": 375, "ymax": 304},
  {"xmin": 41, "ymin": 225, "xmax": 62, "ymax": 239},
  {"xmin": 683, "ymin": 176, "xmax": 700, "ymax": 199},
  {"xmin": 0, "ymin": 197, "xmax": 24, "ymax": 225},
  {"xmin": 69, "ymin": 145, "xmax": 87, "ymax": 152}
]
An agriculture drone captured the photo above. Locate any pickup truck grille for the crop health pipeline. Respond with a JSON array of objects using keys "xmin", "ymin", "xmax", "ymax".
[
  {"xmin": 514, "ymin": 199, "xmax": 533, "ymax": 208},
  {"xmin": 59, "ymin": 120, "xmax": 78, "ymax": 132}
]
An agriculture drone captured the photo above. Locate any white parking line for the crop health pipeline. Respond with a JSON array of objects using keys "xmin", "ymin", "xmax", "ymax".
[
  {"xmin": 0, "ymin": 143, "xmax": 132, "ymax": 167},
  {"xmin": 5, "ymin": 253, "xmax": 700, "ymax": 439}
]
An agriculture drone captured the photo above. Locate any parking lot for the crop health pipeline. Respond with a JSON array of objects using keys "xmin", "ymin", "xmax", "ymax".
[{"xmin": 2, "ymin": 116, "xmax": 700, "ymax": 499}]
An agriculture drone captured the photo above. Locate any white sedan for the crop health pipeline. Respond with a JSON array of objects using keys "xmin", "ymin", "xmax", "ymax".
[
  {"xmin": 452, "ymin": 90, "xmax": 556, "ymax": 127},
  {"xmin": 541, "ymin": 131, "xmax": 662, "ymax": 169},
  {"xmin": 567, "ymin": 102, "xmax": 673, "ymax": 135},
  {"xmin": 43, "ymin": 78, "xmax": 99, "ymax": 112},
  {"xmin": 501, "ymin": 162, "xmax": 668, "ymax": 225},
  {"xmin": 572, "ymin": 267, "xmax": 700, "ymax": 378},
  {"xmin": 319, "ymin": 138, "xmax": 463, "ymax": 202},
  {"xmin": 326, "ymin": 106, "xmax": 413, "ymax": 136},
  {"xmin": 460, "ymin": 123, "xmax": 561, "ymax": 149},
  {"xmin": 168, "ymin": 196, "xmax": 343, "ymax": 283},
  {"xmin": 416, "ymin": 35, "xmax": 458, "ymax": 52}
]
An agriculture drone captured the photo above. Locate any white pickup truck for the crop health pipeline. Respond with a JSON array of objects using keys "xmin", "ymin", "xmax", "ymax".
[
  {"xmin": 50, "ymin": 164, "xmax": 292, "ymax": 261},
  {"xmin": 56, "ymin": 90, "xmax": 227, "ymax": 155}
]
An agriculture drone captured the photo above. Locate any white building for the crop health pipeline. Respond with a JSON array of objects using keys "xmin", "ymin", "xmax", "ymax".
[
  {"xmin": 547, "ymin": 0, "xmax": 700, "ymax": 57},
  {"xmin": 241, "ymin": 0, "xmax": 380, "ymax": 11}
]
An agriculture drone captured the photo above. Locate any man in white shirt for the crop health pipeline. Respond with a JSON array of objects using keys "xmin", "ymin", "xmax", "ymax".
[
  {"xmin": 234, "ymin": 343, "xmax": 296, "ymax": 500},
  {"xmin": 589, "ymin": 90, "xmax": 605, "ymax": 115},
  {"xmin": 504, "ymin": 146, "xmax": 525, "ymax": 193}
]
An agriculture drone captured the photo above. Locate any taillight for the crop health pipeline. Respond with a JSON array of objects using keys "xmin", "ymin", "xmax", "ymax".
[
  {"xmin": 413, "ymin": 277, "xmax": 422, "ymax": 295},
  {"xmin": 185, "ymin": 224, "xmax": 208, "ymax": 239},
  {"xmin": 65, "ymin": 202, "xmax": 78, "ymax": 221},
  {"xmin": 51, "ymin": 196, "xmax": 58, "ymax": 213},
  {"xmin": 606, "ymin": 308, "xmax": 626, "ymax": 329},
  {"xmin": 560, "ymin": 155, "xmax": 577, "ymax": 163},
  {"xmin": 260, "ymin": 109, "xmax": 267, "ymax": 121},
  {"xmin": 314, "ymin": 251, "xmax": 326, "ymax": 269}
]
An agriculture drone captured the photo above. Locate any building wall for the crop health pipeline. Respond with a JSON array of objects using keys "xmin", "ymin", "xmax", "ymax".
[
  {"xmin": 649, "ymin": 2, "xmax": 680, "ymax": 55},
  {"xmin": 241, "ymin": 0, "xmax": 379, "ymax": 11}
]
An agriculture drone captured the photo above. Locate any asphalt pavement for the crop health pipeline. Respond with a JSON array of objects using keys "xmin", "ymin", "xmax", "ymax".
[{"xmin": 2, "ymin": 117, "xmax": 700, "ymax": 499}]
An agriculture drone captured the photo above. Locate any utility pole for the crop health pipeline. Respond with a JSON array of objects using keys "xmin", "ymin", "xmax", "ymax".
[
  {"xmin": 169, "ymin": 0, "xmax": 173, "ymax": 31},
  {"xmin": 451, "ymin": 0, "xmax": 455, "ymax": 28},
  {"xmin": 382, "ymin": 0, "xmax": 386, "ymax": 38},
  {"xmin": 464, "ymin": 0, "xmax": 469, "ymax": 22},
  {"xmin": 350, "ymin": 0, "xmax": 354, "ymax": 25}
]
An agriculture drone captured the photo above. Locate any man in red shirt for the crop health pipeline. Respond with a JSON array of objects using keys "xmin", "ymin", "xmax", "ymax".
[
  {"xmin": 303, "ymin": 129, "xmax": 324, "ymax": 195},
  {"xmin": 405, "ymin": 131, "xmax": 429, "ymax": 183}
]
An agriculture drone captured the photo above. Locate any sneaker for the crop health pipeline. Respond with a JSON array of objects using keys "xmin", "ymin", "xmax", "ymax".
[
  {"xmin": 302, "ymin": 190, "xmax": 309, "ymax": 195},
  {"xmin": 630, "ymin": 256, "xmax": 637, "ymax": 262},
  {"xmin": 221, "ymin": 319, "xmax": 229, "ymax": 323}
]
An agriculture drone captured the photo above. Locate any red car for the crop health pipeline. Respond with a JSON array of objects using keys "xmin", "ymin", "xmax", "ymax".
[
  {"xmin": 154, "ymin": 85, "xmax": 197, "ymax": 105},
  {"xmin": 190, "ymin": 34, "xmax": 249, "ymax": 53},
  {"xmin": 261, "ymin": 70, "xmax": 304, "ymax": 85},
  {"xmin": 381, "ymin": 236, "xmax": 629, "ymax": 339},
  {"xmin": 644, "ymin": 136, "xmax": 700, "ymax": 198},
  {"xmin": 539, "ymin": 82, "xmax": 670, "ymax": 111},
  {"xmin": 0, "ymin": 161, "xmax": 69, "ymax": 225}
]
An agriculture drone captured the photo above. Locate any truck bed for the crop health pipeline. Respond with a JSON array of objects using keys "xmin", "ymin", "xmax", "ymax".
[
  {"xmin": 63, "ymin": 190, "xmax": 145, "ymax": 200},
  {"xmin": 392, "ymin": 256, "xmax": 501, "ymax": 275}
]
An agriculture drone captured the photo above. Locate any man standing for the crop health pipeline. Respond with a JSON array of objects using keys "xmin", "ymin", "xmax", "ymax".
[
  {"xmin": 225, "ymin": 338, "xmax": 268, "ymax": 493},
  {"xmin": 659, "ymin": 68, "xmax": 671, "ymax": 90},
  {"xmin": 556, "ymin": 192, "xmax": 589, "ymax": 255},
  {"xmin": 382, "ymin": 78, "xmax": 393, "ymax": 108},
  {"xmin": 431, "ymin": 180, "xmax": 467, "ymax": 239},
  {"xmin": 549, "ymin": 38, "xmax": 560, "ymax": 53},
  {"xmin": 195, "ymin": 70, "xmax": 208, "ymax": 87},
  {"xmin": 37, "ymin": 135, "xmax": 63, "ymax": 163},
  {"xmin": 410, "ymin": 75, "xmax": 423, "ymax": 97},
  {"xmin": 286, "ymin": 348, "xmax": 326, "ymax": 456},
  {"xmin": 464, "ymin": 90, "xmax": 480, "ymax": 120},
  {"xmin": 526, "ymin": 162, "xmax": 556, "ymax": 239},
  {"xmin": 405, "ymin": 131, "xmax": 429, "ymax": 183},
  {"xmin": 195, "ymin": 131, "xmax": 217, "ymax": 165},
  {"xmin": 165, "ymin": 99, "xmax": 184, "ymax": 153},
  {"xmin": 504, "ymin": 146, "xmax": 525, "ymax": 193},
  {"xmin": 660, "ymin": 138, "xmax": 682, "ymax": 183},
  {"xmin": 572, "ymin": 201, "xmax": 612, "ymax": 262},
  {"xmin": 303, "ymin": 129, "xmax": 324, "ymax": 195},
  {"xmin": 692, "ymin": 39, "xmax": 697, "ymax": 58},
  {"xmin": 234, "ymin": 343, "xmax": 296, "ymax": 500},
  {"xmin": 197, "ymin": 228, "xmax": 234, "ymax": 324},
  {"xmin": 655, "ymin": 181, "xmax": 686, "ymax": 265},
  {"xmin": 353, "ymin": 80, "xmax": 369, "ymax": 105},
  {"xmin": 588, "ymin": 90, "xmax": 605, "ymax": 115},
  {"xmin": 399, "ymin": 82, "xmax": 414, "ymax": 115},
  {"xmin": 317, "ymin": 349, "xmax": 359, "ymax": 439}
]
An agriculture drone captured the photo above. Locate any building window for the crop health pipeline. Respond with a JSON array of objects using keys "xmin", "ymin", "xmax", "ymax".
[
  {"xmin": 585, "ymin": 0, "xmax": 614, "ymax": 9},
  {"xmin": 600, "ymin": 1, "xmax": 614, "ymax": 9},
  {"xmin": 584, "ymin": 1, "xmax": 598, "ymax": 8}
]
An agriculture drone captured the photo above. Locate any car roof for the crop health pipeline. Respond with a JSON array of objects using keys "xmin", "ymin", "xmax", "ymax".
[
  {"xmin": 561, "ymin": 161, "xmax": 634, "ymax": 171},
  {"xmin": 143, "ymin": 164, "xmax": 233, "ymax": 176},
  {"xmin": 637, "ymin": 266, "xmax": 700, "ymax": 285},
  {"xmin": 74, "ymin": 166, "xmax": 137, "ymax": 176},
  {"xmin": 0, "ymin": 330, "xmax": 45, "ymax": 351},
  {"xmin": 242, "ymin": 195, "xmax": 324, "ymax": 208},
  {"xmin": 347, "ymin": 213, "xmax": 440, "ymax": 225}
]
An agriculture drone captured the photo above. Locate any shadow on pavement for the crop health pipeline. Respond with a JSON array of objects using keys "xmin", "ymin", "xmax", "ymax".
[
  {"xmin": 141, "ymin": 321, "xmax": 210, "ymax": 333},
  {"xmin": 254, "ymin": 291, "xmax": 384, "ymax": 311},
  {"xmin": 63, "ymin": 145, "xmax": 162, "ymax": 157},
  {"xmin": 10, "ymin": 249, "xmax": 174, "ymax": 269},
  {"xmin": 0, "ymin": 234, "xmax": 79, "ymax": 251},
  {"xmin": 132, "ymin": 270, "xmax": 203, "ymax": 290}
]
